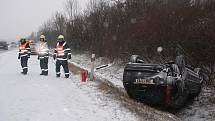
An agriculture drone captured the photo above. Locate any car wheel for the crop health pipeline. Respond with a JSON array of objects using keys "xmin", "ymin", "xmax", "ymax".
[
  {"xmin": 191, "ymin": 82, "xmax": 203, "ymax": 98},
  {"xmin": 191, "ymin": 73, "xmax": 204, "ymax": 98},
  {"xmin": 130, "ymin": 55, "xmax": 142, "ymax": 63},
  {"xmin": 191, "ymin": 85, "xmax": 202, "ymax": 97}
]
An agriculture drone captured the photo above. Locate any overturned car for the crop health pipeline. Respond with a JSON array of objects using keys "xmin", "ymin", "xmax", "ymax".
[{"xmin": 123, "ymin": 55, "xmax": 203, "ymax": 108}]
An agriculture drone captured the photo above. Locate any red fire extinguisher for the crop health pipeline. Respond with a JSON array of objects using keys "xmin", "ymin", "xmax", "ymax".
[{"xmin": 81, "ymin": 69, "xmax": 87, "ymax": 82}]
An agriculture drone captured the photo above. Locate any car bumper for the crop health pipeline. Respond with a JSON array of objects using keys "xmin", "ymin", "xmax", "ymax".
[{"xmin": 124, "ymin": 82, "xmax": 168, "ymax": 105}]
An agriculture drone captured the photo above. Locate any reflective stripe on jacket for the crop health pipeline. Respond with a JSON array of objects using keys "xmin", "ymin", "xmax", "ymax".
[
  {"xmin": 19, "ymin": 42, "xmax": 31, "ymax": 57},
  {"xmin": 54, "ymin": 41, "xmax": 71, "ymax": 60},
  {"xmin": 56, "ymin": 43, "xmax": 65, "ymax": 56},
  {"xmin": 38, "ymin": 42, "xmax": 49, "ymax": 58}
]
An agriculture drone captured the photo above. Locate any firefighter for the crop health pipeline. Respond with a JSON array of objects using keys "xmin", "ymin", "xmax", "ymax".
[
  {"xmin": 53, "ymin": 35, "xmax": 71, "ymax": 78},
  {"xmin": 38, "ymin": 35, "xmax": 49, "ymax": 75},
  {"xmin": 18, "ymin": 37, "xmax": 31, "ymax": 75}
]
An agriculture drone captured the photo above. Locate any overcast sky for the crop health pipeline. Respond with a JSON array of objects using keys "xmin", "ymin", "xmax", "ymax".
[{"xmin": 0, "ymin": 0, "xmax": 88, "ymax": 41}]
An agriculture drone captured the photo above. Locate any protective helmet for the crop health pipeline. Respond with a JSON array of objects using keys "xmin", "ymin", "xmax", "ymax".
[
  {"xmin": 58, "ymin": 35, "xmax": 64, "ymax": 39},
  {"xmin": 20, "ymin": 37, "xmax": 26, "ymax": 40},
  {"xmin": 40, "ymin": 35, "xmax": 45, "ymax": 39},
  {"xmin": 20, "ymin": 37, "xmax": 26, "ymax": 43},
  {"xmin": 57, "ymin": 35, "xmax": 64, "ymax": 42},
  {"xmin": 40, "ymin": 35, "xmax": 46, "ymax": 41}
]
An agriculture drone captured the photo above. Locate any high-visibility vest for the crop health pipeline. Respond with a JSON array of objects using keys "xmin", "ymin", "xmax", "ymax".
[
  {"xmin": 38, "ymin": 43, "xmax": 48, "ymax": 55},
  {"xmin": 19, "ymin": 43, "xmax": 28, "ymax": 54},
  {"xmin": 56, "ymin": 44, "xmax": 65, "ymax": 56}
]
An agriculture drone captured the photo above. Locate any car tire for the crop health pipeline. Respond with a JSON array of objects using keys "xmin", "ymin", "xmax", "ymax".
[
  {"xmin": 130, "ymin": 55, "xmax": 141, "ymax": 63},
  {"xmin": 191, "ymin": 85, "xmax": 202, "ymax": 98},
  {"xmin": 190, "ymin": 72, "xmax": 204, "ymax": 98}
]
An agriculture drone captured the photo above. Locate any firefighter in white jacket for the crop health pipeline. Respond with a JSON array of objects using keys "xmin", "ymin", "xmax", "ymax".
[{"xmin": 37, "ymin": 35, "xmax": 49, "ymax": 75}]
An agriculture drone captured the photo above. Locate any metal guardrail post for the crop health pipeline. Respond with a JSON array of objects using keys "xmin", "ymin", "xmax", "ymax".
[{"xmin": 90, "ymin": 54, "xmax": 95, "ymax": 81}]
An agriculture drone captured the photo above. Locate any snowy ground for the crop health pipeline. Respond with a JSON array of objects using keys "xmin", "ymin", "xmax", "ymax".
[
  {"xmin": 0, "ymin": 49, "xmax": 8, "ymax": 53},
  {"xmin": 69, "ymin": 52, "xmax": 215, "ymax": 121},
  {"xmin": 69, "ymin": 53, "xmax": 125, "ymax": 89},
  {"xmin": 177, "ymin": 87, "xmax": 215, "ymax": 121},
  {"xmin": 0, "ymin": 50, "xmax": 140, "ymax": 121}
]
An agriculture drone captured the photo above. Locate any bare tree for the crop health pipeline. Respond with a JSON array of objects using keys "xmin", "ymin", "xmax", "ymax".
[
  {"xmin": 65, "ymin": 0, "xmax": 78, "ymax": 20},
  {"xmin": 37, "ymin": 0, "xmax": 215, "ymax": 82},
  {"xmin": 53, "ymin": 12, "xmax": 67, "ymax": 34}
]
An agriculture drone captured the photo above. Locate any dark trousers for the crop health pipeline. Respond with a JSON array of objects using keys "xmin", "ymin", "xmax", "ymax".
[
  {"xmin": 40, "ymin": 58, "xmax": 48, "ymax": 75},
  {"xmin": 21, "ymin": 56, "xmax": 28, "ymax": 74},
  {"xmin": 56, "ymin": 60, "xmax": 69, "ymax": 77}
]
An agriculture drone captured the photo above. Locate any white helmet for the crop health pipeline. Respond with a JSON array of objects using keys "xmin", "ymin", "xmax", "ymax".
[{"xmin": 40, "ymin": 35, "xmax": 45, "ymax": 39}]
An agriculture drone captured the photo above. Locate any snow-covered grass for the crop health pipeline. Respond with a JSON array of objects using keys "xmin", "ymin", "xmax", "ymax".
[
  {"xmin": 177, "ymin": 87, "xmax": 215, "ymax": 121},
  {"xmin": 69, "ymin": 53, "xmax": 125, "ymax": 89}
]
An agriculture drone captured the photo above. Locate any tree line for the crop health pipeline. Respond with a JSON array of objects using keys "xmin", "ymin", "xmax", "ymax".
[{"xmin": 35, "ymin": 0, "xmax": 215, "ymax": 83}]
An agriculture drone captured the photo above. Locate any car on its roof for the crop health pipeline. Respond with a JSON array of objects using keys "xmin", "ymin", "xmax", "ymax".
[{"xmin": 123, "ymin": 55, "xmax": 203, "ymax": 108}]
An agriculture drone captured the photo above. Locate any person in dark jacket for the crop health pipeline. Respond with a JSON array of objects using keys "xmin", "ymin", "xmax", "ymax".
[
  {"xmin": 53, "ymin": 35, "xmax": 71, "ymax": 78},
  {"xmin": 37, "ymin": 35, "xmax": 49, "ymax": 76},
  {"xmin": 18, "ymin": 37, "xmax": 31, "ymax": 75},
  {"xmin": 175, "ymin": 48, "xmax": 185, "ymax": 76}
]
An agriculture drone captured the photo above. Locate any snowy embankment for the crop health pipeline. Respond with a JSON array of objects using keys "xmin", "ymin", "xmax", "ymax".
[
  {"xmin": 69, "ymin": 53, "xmax": 182, "ymax": 121},
  {"xmin": 69, "ymin": 52, "xmax": 215, "ymax": 121},
  {"xmin": 177, "ymin": 87, "xmax": 215, "ymax": 121},
  {"xmin": 0, "ymin": 50, "xmax": 140, "ymax": 121},
  {"xmin": 69, "ymin": 53, "xmax": 125, "ymax": 89}
]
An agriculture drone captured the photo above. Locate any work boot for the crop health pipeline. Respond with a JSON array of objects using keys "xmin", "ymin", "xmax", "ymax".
[
  {"xmin": 65, "ymin": 74, "xmax": 69, "ymax": 78},
  {"xmin": 56, "ymin": 74, "xmax": 60, "ymax": 78},
  {"xmin": 21, "ymin": 72, "xmax": 27, "ymax": 75},
  {"xmin": 23, "ymin": 69, "xmax": 28, "ymax": 75},
  {"xmin": 40, "ymin": 71, "xmax": 44, "ymax": 75},
  {"xmin": 44, "ymin": 71, "xmax": 48, "ymax": 76}
]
